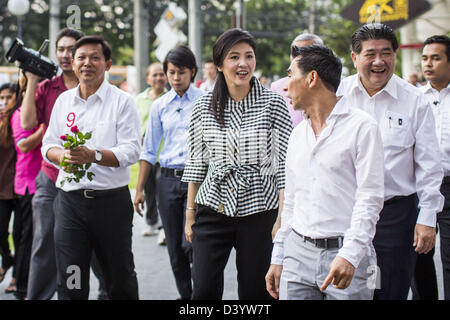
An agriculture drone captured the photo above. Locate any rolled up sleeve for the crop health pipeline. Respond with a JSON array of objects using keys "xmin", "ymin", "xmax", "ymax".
[
  {"xmin": 182, "ymin": 98, "xmax": 209, "ymax": 183},
  {"xmin": 139, "ymin": 98, "xmax": 163, "ymax": 166},
  {"xmin": 41, "ymin": 97, "xmax": 63, "ymax": 169},
  {"xmin": 109, "ymin": 96, "xmax": 141, "ymax": 167}
]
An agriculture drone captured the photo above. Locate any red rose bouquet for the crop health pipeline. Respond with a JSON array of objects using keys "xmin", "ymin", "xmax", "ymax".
[{"xmin": 59, "ymin": 125, "xmax": 95, "ymax": 187}]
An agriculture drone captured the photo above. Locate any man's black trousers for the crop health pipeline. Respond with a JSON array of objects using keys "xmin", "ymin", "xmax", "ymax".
[{"xmin": 53, "ymin": 186, "xmax": 138, "ymax": 300}]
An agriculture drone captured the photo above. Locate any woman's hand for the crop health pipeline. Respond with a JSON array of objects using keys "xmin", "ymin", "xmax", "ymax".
[{"xmin": 185, "ymin": 210, "xmax": 196, "ymax": 243}]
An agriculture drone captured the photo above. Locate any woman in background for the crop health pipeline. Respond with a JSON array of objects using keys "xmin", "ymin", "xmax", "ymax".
[
  {"xmin": 134, "ymin": 46, "xmax": 204, "ymax": 300},
  {"xmin": 0, "ymin": 82, "xmax": 18, "ymax": 294}
]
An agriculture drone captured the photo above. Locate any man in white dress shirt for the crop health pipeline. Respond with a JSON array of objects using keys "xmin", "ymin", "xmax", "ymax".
[
  {"xmin": 265, "ymin": 45, "xmax": 384, "ymax": 300},
  {"xmin": 42, "ymin": 36, "xmax": 141, "ymax": 299},
  {"xmin": 337, "ymin": 23, "xmax": 444, "ymax": 300},
  {"xmin": 199, "ymin": 59, "xmax": 217, "ymax": 92},
  {"xmin": 419, "ymin": 35, "xmax": 450, "ymax": 300}
]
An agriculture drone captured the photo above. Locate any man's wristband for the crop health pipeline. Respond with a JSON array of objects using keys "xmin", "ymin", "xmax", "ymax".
[{"xmin": 186, "ymin": 207, "xmax": 197, "ymax": 211}]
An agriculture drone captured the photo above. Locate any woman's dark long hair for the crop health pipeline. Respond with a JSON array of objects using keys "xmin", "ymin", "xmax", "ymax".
[
  {"xmin": 0, "ymin": 76, "xmax": 26, "ymax": 147},
  {"xmin": 211, "ymin": 28, "xmax": 256, "ymax": 126}
]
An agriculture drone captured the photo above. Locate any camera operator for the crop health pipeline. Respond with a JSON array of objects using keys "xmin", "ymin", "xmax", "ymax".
[{"xmin": 20, "ymin": 28, "xmax": 107, "ymax": 300}]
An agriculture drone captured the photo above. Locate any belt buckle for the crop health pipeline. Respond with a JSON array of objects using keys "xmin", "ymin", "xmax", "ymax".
[
  {"xmin": 174, "ymin": 169, "xmax": 183, "ymax": 178},
  {"xmin": 323, "ymin": 238, "xmax": 328, "ymax": 249},
  {"xmin": 83, "ymin": 189, "xmax": 95, "ymax": 199}
]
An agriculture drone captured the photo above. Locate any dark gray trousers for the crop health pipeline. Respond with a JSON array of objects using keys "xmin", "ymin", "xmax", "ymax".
[
  {"xmin": 373, "ymin": 193, "xmax": 419, "ymax": 300},
  {"xmin": 27, "ymin": 171, "xmax": 58, "ymax": 300},
  {"xmin": 144, "ymin": 163, "xmax": 160, "ymax": 226},
  {"xmin": 157, "ymin": 172, "xmax": 192, "ymax": 300}
]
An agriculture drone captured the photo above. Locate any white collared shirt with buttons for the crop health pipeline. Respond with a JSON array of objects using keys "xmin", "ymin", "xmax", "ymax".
[
  {"xmin": 271, "ymin": 96, "xmax": 384, "ymax": 268},
  {"xmin": 420, "ymin": 82, "xmax": 450, "ymax": 176},
  {"xmin": 42, "ymin": 78, "xmax": 141, "ymax": 191},
  {"xmin": 337, "ymin": 74, "xmax": 444, "ymax": 227}
]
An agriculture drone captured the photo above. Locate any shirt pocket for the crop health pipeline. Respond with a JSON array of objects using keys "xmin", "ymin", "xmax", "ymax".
[
  {"xmin": 382, "ymin": 110, "xmax": 414, "ymax": 148},
  {"xmin": 94, "ymin": 120, "xmax": 117, "ymax": 148}
]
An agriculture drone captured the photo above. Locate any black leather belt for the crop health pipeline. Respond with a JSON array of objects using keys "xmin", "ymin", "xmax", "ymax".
[
  {"xmin": 294, "ymin": 230, "xmax": 344, "ymax": 249},
  {"xmin": 384, "ymin": 195, "xmax": 408, "ymax": 205},
  {"xmin": 70, "ymin": 185, "xmax": 128, "ymax": 199},
  {"xmin": 161, "ymin": 167, "xmax": 184, "ymax": 179}
]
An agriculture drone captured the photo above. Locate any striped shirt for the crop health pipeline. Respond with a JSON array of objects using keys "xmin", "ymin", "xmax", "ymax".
[{"xmin": 182, "ymin": 77, "xmax": 293, "ymax": 217}]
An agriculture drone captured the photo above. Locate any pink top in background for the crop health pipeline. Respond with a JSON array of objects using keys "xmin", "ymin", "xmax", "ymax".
[
  {"xmin": 11, "ymin": 108, "xmax": 43, "ymax": 195},
  {"xmin": 35, "ymin": 75, "xmax": 67, "ymax": 183},
  {"xmin": 270, "ymin": 77, "xmax": 303, "ymax": 127}
]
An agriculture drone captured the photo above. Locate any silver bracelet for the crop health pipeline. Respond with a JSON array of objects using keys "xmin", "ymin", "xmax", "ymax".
[{"xmin": 186, "ymin": 207, "xmax": 197, "ymax": 211}]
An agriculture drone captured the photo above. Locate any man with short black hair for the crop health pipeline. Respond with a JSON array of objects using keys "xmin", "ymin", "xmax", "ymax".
[
  {"xmin": 337, "ymin": 23, "xmax": 444, "ymax": 300},
  {"xmin": 418, "ymin": 34, "xmax": 450, "ymax": 300},
  {"xmin": 270, "ymin": 33, "xmax": 324, "ymax": 128},
  {"xmin": 20, "ymin": 27, "xmax": 85, "ymax": 300},
  {"xmin": 270, "ymin": 33, "xmax": 324, "ymax": 240},
  {"xmin": 42, "ymin": 35, "xmax": 141, "ymax": 300},
  {"xmin": 266, "ymin": 44, "xmax": 384, "ymax": 300}
]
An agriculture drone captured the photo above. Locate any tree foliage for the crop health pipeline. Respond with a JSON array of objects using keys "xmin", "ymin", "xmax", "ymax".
[{"xmin": 0, "ymin": 0, "xmax": 363, "ymax": 78}]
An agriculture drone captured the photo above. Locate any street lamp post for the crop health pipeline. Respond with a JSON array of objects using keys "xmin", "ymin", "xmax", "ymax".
[{"xmin": 7, "ymin": 0, "xmax": 30, "ymax": 39}]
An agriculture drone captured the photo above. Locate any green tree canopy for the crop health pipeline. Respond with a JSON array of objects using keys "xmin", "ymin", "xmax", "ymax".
[{"xmin": 0, "ymin": 0, "xmax": 366, "ymax": 78}]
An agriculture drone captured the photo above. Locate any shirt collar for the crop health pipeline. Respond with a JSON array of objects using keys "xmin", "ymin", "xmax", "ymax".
[
  {"xmin": 227, "ymin": 77, "xmax": 263, "ymax": 107},
  {"xmin": 51, "ymin": 75, "xmax": 68, "ymax": 90},
  {"xmin": 329, "ymin": 96, "xmax": 349, "ymax": 118},
  {"xmin": 352, "ymin": 73, "xmax": 398, "ymax": 99},
  {"xmin": 423, "ymin": 81, "xmax": 450, "ymax": 92},
  {"xmin": 167, "ymin": 84, "xmax": 196, "ymax": 103},
  {"xmin": 74, "ymin": 78, "xmax": 109, "ymax": 103},
  {"xmin": 422, "ymin": 82, "xmax": 433, "ymax": 93}
]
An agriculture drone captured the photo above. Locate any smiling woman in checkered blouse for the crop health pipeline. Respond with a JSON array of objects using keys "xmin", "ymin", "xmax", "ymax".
[{"xmin": 181, "ymin": 28, "xmax": 293, "ymax": 300}]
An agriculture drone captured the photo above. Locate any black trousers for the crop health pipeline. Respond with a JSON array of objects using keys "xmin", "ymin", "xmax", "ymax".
[
  {"xmin": 191, "ymin": 205, "xmax": 277, "ymax": 300},
  {"xmin": 157, "ymin": 172, "xmax": 192, "ymax": 300},
  {"xmin": 438, "ymin": 179, "xmax": 450, "ymax": 300},
  {"xmin": 411, "ymin": 194, "xmax": 438, "ymax": 300},
  {"xmin": 411, "ymin": 247, "xmax": 438, "ymax": 300},
  {"xmin": 373, "ymin": 193, "xmax": 418, "ymax": 300},
  {"xmin": 53, "ymin": 187, "xmax": 138, "ymax": 300},
  {"xmin": 144, "ymin": 163, "xmax": 160, "ymax": 226},
  {"xmin": 13, "ymin": 192, "xmax": 34, "ymax": 298},
  {"xmin": 0, "ymin": 199, "xmax": 15, "ymax": 271}
]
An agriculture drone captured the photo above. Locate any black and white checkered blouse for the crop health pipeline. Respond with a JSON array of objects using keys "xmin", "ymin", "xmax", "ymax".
[{"xmin": 182, "ymin": 77, "xmax": 293, "ymax": 217}]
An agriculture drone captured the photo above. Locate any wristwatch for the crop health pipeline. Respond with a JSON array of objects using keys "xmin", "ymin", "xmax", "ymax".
[{"xmin": 94, "ymin": 150, "xmax": 102, "ymax": 163}]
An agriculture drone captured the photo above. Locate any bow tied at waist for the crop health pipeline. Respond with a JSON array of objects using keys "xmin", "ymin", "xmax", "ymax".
[
  {"xmin": 211, "ymin": 164, "xmax": 260, "ymax": 216},
  {"xmin": 212, "ymin": 164, "xmax": 260, "ymax": 189}
]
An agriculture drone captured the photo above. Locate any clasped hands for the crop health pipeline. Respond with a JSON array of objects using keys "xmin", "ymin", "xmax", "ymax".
[{"xmin": 59, "ymin": 146, "xmax": 95, "ymax": 171}]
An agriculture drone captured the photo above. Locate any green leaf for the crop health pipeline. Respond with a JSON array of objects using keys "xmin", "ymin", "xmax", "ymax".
[
  {"xmin": 84, "ymin": 132, "xmax": 92, "ymax": 140},
  {"xmin": 85, "ymin": 163, "xmax": 92, "ymax": 170},
  {"xmin": 87, "ymin": 172, "xmax": 95, "ymax": 181},
  {"xmin": 67, "ymin": 178, "xmax": 72, "ymax": 183},
  {"xmin": 60, "ymin": 180, "xmax": 65, "ymax": 187},
  {"xmin": 77, "ymin": 131, "xmax": 84, "ymax": 140},
  {"xmin": 63, "ymin": 142, "xmax": 71, "ymax": 148}
]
